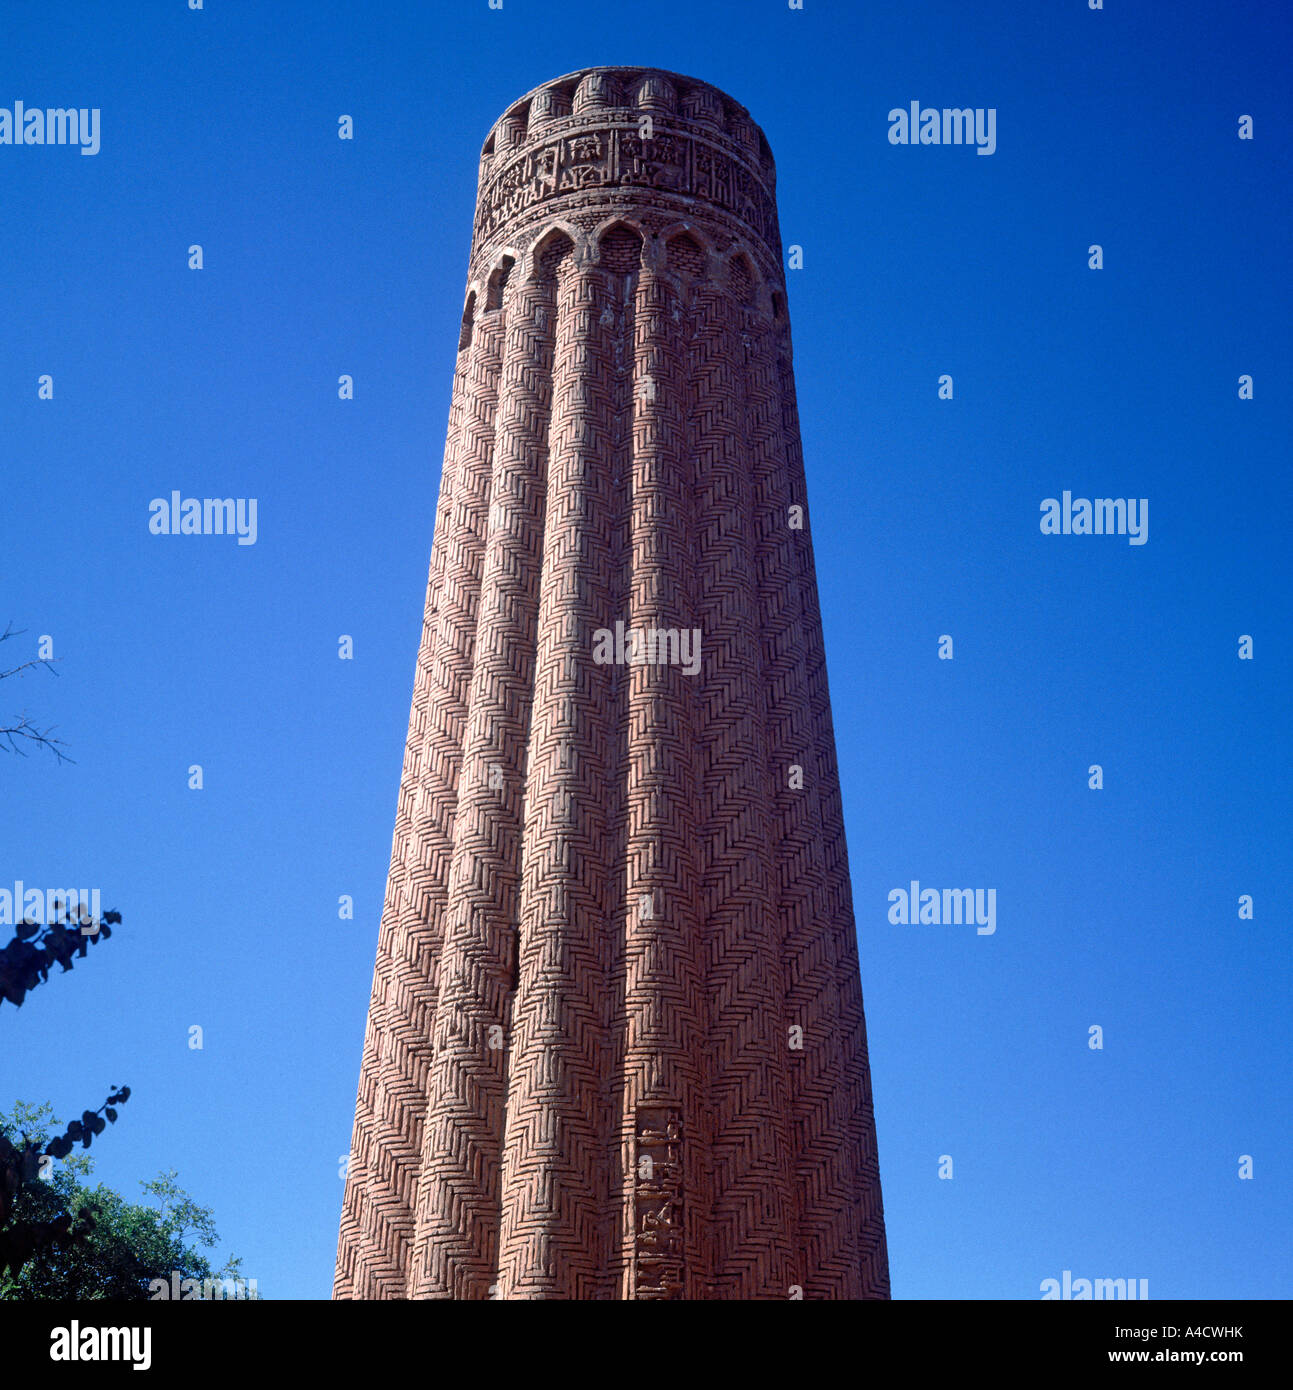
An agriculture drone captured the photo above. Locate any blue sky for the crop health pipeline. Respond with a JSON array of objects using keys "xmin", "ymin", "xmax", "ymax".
[{"xmin": 1, "ymin": 0, "xmax": 1289, "ymax": 1299}]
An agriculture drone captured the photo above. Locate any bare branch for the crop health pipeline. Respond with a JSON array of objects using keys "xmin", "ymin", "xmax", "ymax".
[
  {"xmin": 0, "ymin": 716, "xmax": 72, "ymax": 762},
  {"xmin": 1, "ymin": 623, "xmax": 68, "ymax": 761}
]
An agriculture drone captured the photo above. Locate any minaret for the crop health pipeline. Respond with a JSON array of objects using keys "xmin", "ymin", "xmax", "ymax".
[{"xmin": 334, "ymin": 66, "xmax": 889, "ymax": 1301}]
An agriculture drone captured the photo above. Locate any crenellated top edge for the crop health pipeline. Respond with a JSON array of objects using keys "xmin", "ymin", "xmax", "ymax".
[{"xmin": 480, "ymin": 66, "xmax": 776, "ymax": 176}]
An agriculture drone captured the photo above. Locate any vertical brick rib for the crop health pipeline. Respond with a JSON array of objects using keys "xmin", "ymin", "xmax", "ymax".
[
  {"xmin": 745, "ymin": 290, "xmax": 813, "ymax": 1295},
  {"xmin": 602, "ymin": 246, "xmax": 636, "ymax": 1301},
  {"xmin": 496, "ymin": 239, "xmax": 621, "ymax": 1297},
  {"xmin": 619, "ymin": 247, "xmax": 706, "ymax": 1299},
  {"xmin": 335, "ymin": 301, "xmax": 488, "ymax": 1298},
  {"xmin": 408, "ymin": 259, "xmax": 556, "ymax": 1298},
  {"xmin": 776, "ymin": 333, "xmax": 890, "ymax": 1298},
  {"xmin": 690, "ymin": 263, "xmax": 797, "ymax": 1299}
]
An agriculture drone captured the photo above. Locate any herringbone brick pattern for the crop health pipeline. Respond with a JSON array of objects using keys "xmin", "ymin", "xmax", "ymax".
[{"xmin": 336, "ymin": 67, "xmax": 889, "ymax": 1301}]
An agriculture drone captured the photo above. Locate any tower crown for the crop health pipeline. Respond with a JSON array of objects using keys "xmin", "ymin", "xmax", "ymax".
[{"xmin": 471, "ymin": 66, "xmax": 781, "ymax": 277}]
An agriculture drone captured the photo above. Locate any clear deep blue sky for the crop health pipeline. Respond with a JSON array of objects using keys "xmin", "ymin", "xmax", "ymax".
[{"xmin": 2, "ymin": 0, "xmax": 1289, "ymax": 1300}]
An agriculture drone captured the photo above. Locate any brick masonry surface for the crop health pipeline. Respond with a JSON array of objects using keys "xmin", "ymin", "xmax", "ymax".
[{"xmin": 334, "ymin": 67, "xmax": 889, "ymax": 1301}]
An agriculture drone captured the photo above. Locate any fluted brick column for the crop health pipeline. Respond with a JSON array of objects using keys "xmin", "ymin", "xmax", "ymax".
[
  {"xmin": 336, "ymin": 66, "xmax": 889, "ymax": 1302},
  {"xmin": 495, "ymin": 243, "xmax": 622, "ymax": 1298},
  {"xmin": 408, "ymin": 258, "xmax": 557, "ymax": 1298}
]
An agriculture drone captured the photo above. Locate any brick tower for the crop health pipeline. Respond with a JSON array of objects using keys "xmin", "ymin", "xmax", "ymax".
[{"xmin": 334, "ymin": 67, "xmax": 888, "ymax": 1301}]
